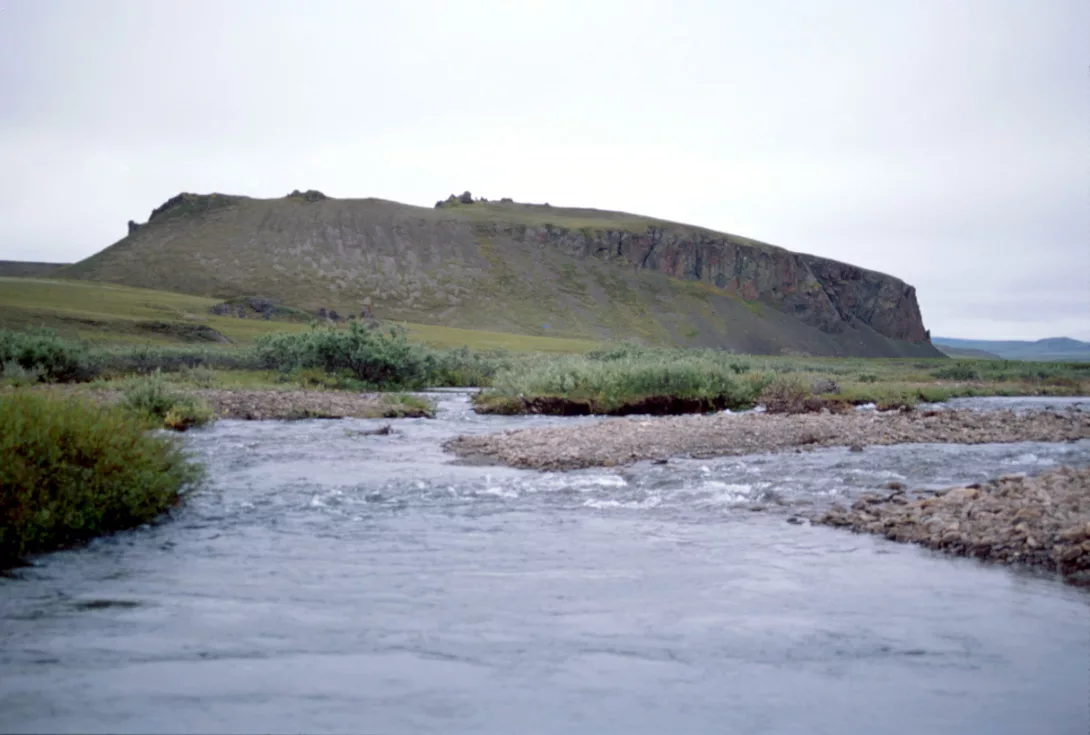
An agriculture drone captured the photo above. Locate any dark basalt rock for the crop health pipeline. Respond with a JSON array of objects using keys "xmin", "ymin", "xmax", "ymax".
[
  {"xmin": 146, "ymin": 192, "xmax": 235, "ymax": 224},
  {"xmin": 287, "ymin": 189, "xmax": 328, "ymax": 203}
]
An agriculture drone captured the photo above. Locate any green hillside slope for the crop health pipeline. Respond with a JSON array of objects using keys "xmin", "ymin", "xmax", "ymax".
[
  {"xmin": 59, "ymin": 191, "xmax": 943, "ymax": 358},
  {"xmin": 0, "ymin": 276, "xmax": 598, "ymax": 352}
]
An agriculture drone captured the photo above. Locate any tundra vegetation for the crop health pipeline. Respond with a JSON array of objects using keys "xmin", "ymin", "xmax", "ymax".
[
  {"xmin": 0, "ymin": 391, "xmax": 203, "ymax": 568},
  {"xmin": 2, "ymin": 326, "xmax": 1087, "ymax": 420}
]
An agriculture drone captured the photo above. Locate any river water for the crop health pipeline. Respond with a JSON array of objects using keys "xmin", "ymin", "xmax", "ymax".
[{"xmin": 2, "ymin": 394, "xmax": 1089, "ymax": 734}]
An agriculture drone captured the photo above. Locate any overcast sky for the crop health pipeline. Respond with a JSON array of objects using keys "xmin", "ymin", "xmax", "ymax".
[{"xmin": 1, "ymin": 0, "xmax": 1087, "ymax": 340}]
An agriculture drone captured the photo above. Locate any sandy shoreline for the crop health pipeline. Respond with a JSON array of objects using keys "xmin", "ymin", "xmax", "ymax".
[{"xmin": 444, "ymin": 407, "xmax": 1090, "ymax": 471}]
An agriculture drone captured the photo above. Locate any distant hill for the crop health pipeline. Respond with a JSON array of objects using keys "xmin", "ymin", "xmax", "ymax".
[
  {"xmin": 57, "ymin": 190, "xmax": 944, "ymax": 358},
  {"xmin": 934, "ymin": 345, "xmax": 1004, "ymax": 360},
  {"xmin": 0, "ymin": 261, "xmax": 68, "ymax": 278},
  {"xmin": 932, "ymin": 336, "xmax": 1090, "ymax": 362}
]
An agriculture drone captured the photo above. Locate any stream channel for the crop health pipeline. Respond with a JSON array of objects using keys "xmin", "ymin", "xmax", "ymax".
[{"xmin": 2, "ymin": 394, "xmax": 1089, "ymax": 734}]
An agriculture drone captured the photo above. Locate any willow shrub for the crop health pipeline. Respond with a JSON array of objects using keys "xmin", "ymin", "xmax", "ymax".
[
  {"xmin": 255, "ymin": 322, "xmax": 427, "ymax": 387},
  {"xmin": 254, "ymin": 322, "xmax": 506, "ymax": 389},
  {"xmin": 120, "ymin": 370, "xmax": 215, "ymax": 431},
  {"xmin": 487, "ymin": 354, "xmax": 771, "ymax": 411},
  {"xmin": 0, "ymin": 328, "xmax": 94, "ymax": 383},
  {"xmin": 0, "ymin": 391, "xmax": 203, "ymax": 566}
]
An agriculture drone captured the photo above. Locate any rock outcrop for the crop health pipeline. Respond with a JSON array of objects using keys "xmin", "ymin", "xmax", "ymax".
[
  {"xmin": 287, "ymin": 189, "xmax": 328, "ymax": 203},
  {"xmin": 147, "ymin": 192, "xmax": 237, "ymax": 224},
  {"xmin": 471, "ymin": 221, "xmax": 928, "ymax": 343}
]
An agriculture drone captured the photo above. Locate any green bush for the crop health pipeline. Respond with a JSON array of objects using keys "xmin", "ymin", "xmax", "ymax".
[
  {"xmin": 421, "ymin": 345, "xmax": 504, "ymax": 387},
  {"xmin": 486, "ymin": 353, "xmax": 768, "ymax": 412},
  {"xmin": 585, "ymin": 341, "xmax": 652, "ymax": 362},
  {"xmin": 0, "ymin": 328, "xmax": 95, "ymax": 383},
  {"xmin": 92, "ymin": 344, "xmax": 259, "ymax": 377},
  {"xmin": 175, "ymin": 363, "xmax": 217, "ymax": 388},
  {"xmin": 255, "ymin": 322, "xmax": 429, "ymax": 388},
  {"xmin": 932, "ymin": 362, "xmax": 982, "ymax": 381},
  {"xmin": 0, "ymin": 391, "xmax": 203, "ymax": 566},
  {"xmin": 121, "ymin": 371, "xmax": 214, "ymax": 431}
]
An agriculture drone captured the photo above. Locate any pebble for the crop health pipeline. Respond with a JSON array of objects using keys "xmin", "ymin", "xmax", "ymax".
[{"xmin": 445, "ymin": 407, "xmax": 1090, "ymax": 471}]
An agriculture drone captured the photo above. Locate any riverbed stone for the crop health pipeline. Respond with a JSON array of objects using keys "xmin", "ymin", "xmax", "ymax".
[
  {"xmin": 444, "ymin": 407, "xmax": 1089, "ymax": 472},
  {"xmin": 815, "ymin": 466, "xmax": 1090, "ymax": 588}
]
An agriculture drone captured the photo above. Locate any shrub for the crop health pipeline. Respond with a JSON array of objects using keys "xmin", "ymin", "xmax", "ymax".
[
  {"xmin": 121, "ymin": 371, "xmax": 214, "ymax": 431},
  {"xmin": 421, "ymin": 345, "xmax": 503, "ymax": 387},
  {"xmin": 486, "ymin": 353, "xmax": 766, "ymax": 412},
  {"xmin": 255, "ymin": 322, "xmax": 429, "ymax": 388},
  {"xmin": 0, "ymin": 328, "xmax": 95, "ymax": 383},
  {"xmin": 277, "ymin": 366, "xmax": 366, "ymax": 392},
  {"xmin": 932, "ymin": 362, "xmax": 982, "ymax": 381},
  {"xmin": 176, "ymin": 363, "xmax": 217, "ymax": 388},
  {"xmin": 586, "ymin": 341, "xmax": 651, "ymax": 362},
  {"xmin": 0, "ymin": 363, "xmax": 45, "ymax": 387},
  {"xmin": 758, "ymin": 374, "xmax": 812, "ymax": 413},
  {"xmin": 0, "ymin": 391, "xmax": 203, "ymax": 566},
  {"xmin": 92, "ymin": 344, "xmax": 259, "ymax": 376}
]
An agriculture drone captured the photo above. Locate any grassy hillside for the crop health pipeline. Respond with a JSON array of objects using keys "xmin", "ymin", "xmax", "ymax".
[
  {"xmin": 0, "ymin": 261, "xmax": 68, "ymax": 278},
  {"xmin": 57, "ymin": 192, "xmax": 940, "ymax": 359},
  {"xmin": 933, "ymin": 337, "xmax": 1090, "ymax": 362},
  {"xmin": 0, "ymin": 277, "xmax": 599, "ymax": 352}
]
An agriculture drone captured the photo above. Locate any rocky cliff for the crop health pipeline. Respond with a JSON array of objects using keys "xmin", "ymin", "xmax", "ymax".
[
  {"xmin": 60, "ymin": 192, "xmax": 940, "ymax": 357},
  {"xmin": 473, "ymin": 221, "xmax": 929, "ymax": 344}
]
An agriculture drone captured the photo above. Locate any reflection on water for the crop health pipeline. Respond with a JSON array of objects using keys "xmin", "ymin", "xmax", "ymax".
[{"xmin": 1, "ymin": 393, "xmax": 1088, "ymax": 734}]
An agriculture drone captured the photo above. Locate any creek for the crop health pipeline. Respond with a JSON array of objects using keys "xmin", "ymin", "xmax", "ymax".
[{"xmin": 2, "ymin": 394, "xmax": 1088, "ymax": 734}]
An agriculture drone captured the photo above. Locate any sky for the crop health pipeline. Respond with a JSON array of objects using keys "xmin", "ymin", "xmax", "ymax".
[{"xmin": 1, "ymin": 0, "xmax": 1087, "ymax": 340}]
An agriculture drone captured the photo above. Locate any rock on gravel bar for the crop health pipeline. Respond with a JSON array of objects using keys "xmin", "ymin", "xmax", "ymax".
[
  {"xmin": 817, "ymin": 466, "xmax": 1090, "ymax": 588},
  {"xmin": 443, "ymin": 408, "xmax": 1089, "ymax": 471}
]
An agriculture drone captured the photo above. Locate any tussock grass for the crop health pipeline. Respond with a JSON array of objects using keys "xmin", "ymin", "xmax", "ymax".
[{"xmin": 0, "ymin": 391, "xmax": 203, "ymax": 567}]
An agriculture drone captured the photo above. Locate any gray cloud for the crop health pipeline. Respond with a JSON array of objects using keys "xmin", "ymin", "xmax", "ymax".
[{"xmin": 2, "ymin": 0, "xmax": 1087, "ymax": 340}]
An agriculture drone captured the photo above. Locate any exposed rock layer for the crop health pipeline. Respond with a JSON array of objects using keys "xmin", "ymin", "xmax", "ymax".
[{"xmin": 475, "ymin": 220, "xmax": 929, "ymax": 342}]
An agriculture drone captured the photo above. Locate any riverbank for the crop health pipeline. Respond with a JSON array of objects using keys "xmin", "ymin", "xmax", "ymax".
[
  {"xmin": 444, "ymin": 406, "xmax": 1090, "ymax": 470},
  {"xmin": 13, "ymin": 385, "xmax": 435, "ymax": 420},
  {"xmin": 817, "ymin": 466, "xmax": 1090, "ymax": 588}
]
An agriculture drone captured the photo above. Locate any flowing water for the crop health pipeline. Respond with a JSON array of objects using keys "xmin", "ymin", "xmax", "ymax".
[{"xmin": 2, "ymin": 394, "xmax": 1089, "ymax": 734}]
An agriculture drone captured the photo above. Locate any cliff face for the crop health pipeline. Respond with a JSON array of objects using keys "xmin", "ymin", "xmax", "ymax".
[
  {"xmin": 476, "ymin": 222, "xmax": 930, "ymax": 344},
  {"xmin": 61, "ymin": 193, "xmax": 939, "ymax": 357}
]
